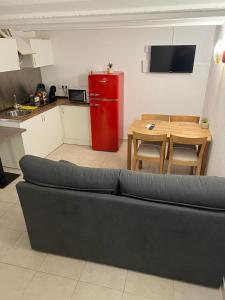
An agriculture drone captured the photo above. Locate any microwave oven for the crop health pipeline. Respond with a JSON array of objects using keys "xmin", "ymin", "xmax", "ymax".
[{"xmin": 68, "ymin": 89, "xmax": 87, "ymax": 103}]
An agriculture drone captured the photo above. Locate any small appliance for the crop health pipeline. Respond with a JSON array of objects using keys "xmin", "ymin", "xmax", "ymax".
[
  {"xmin": 68, "ymin": 89, "xmax": 87, "ymax": 103},
  {"xmin": 48, "ymin": 85, "xmax": 57, "ymax": 103}
]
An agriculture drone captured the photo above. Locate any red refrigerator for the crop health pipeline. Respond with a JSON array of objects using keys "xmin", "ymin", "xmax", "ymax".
[{"xmin": 89, "ymin": 72, "xmax": 124, "ymax": 152}]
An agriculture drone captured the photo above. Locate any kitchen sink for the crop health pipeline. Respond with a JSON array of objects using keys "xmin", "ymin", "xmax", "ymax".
[{"xmin": 6, "ymin": 109, "xmax": 32, "ymax": 117}]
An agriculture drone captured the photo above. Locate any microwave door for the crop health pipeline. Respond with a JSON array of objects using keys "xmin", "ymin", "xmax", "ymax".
[{"xmin": 69, "ymin": 89, "xmax": 86, "ymax": 102}]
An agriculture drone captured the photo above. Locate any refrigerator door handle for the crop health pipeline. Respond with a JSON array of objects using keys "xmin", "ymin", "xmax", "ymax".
[
  {"xmin": 89, "ymin": 93, "xmax": 100, "ymax": 97},
  {"xmin": 90, "ymin": 103, "xmax": 100, "ymax": 107},
  {"xmin": 89, "ymin": 98, "xmax": 118, "ymax": 102}
]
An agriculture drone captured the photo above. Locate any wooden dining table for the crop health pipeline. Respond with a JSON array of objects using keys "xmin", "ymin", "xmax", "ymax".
[{"xmin": 127, "ymin": 119, "xmax": 212, "ymax": 175}]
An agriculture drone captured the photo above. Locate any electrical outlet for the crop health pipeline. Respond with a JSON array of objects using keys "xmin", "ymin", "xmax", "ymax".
[
  {"xmin": 57, "ymin": 84, "xmax": 68, "ymax": 89},
  {"xmin": 61, "ymin": 84, "xmax": 68, "ymax": 97},
  {"xmin": 144, "ymin": 45, "xmax": 150, "ymax": 53},
  {"xmin": 142, "ymin": 59, "xmax": 150, "ymax": 73}
]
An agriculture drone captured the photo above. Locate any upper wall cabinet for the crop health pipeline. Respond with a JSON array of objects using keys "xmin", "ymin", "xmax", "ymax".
[
  {"xmin": 29, "ymin": 39, "xmax": 54, "ymax": 68},
  {"xmin": 0, "ymin": 39, "xmax": 20, "ymax": 72}
]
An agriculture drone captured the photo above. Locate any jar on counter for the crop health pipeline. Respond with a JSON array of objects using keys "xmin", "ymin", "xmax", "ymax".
[{"xmin": 34, "ymin": 95, "xmax": 40, "ymax": 107}]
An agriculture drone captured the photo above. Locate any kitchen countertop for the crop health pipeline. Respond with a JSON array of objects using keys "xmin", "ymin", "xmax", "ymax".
[
  {"xmin": 0, "ymin": 98, "xmax": 90, "ymax": 122},
  {"xmin": 0, "ymin": 126, "xmax": 26, "ymax": 142}
]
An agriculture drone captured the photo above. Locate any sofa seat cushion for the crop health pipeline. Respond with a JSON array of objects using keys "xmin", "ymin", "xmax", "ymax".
[
  {"xmin": 120, "ymin": 170, "xmax": 225, "ymax": 211},
  {"xmin": 19, "ymin": 155, "xmax": 120, "ymax": 194}
]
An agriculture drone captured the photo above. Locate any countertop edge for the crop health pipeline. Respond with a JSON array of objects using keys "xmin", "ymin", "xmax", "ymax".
[{"xmin": 0, "ymin": 99, "xmax": 90, "ymax": 123}]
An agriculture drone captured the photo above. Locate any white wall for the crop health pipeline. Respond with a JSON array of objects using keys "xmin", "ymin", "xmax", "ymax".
[
  {"xmin": 202, "ymin": 25, "xmax": 225, "ymax": 177},
  {"xmin": 39, "ymin": 26, "xmax": 215, "ymax": 138}
]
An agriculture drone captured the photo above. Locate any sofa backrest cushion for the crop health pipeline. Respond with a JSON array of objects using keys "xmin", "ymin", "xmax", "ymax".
[
  {"xmin": 20, "ymin": 155, "xmax": 120, "ymax": 194},
  {"xmin": 120, "ymin": 170, "xmax": 225, "ymax": 210}
]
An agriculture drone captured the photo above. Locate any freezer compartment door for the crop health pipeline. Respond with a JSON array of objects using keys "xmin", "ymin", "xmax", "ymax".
[
  {"xmin": 90, "ymin": 100, "xmax": 119, "ymax": 151},
  {"xmin": 89, "ymin": 74, "xmax": 119, "ymax": 99}
]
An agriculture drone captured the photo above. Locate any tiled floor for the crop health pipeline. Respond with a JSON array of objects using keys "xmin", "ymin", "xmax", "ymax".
[{"xmin": 0, "ymin": 142, "xmax": 223, "ymax": 300}]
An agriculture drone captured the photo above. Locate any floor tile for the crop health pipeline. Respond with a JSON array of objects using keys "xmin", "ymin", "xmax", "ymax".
[
  {"xmin": 15, "ymin": 231, "xmax": 31, "ymax": 248},
  {"xmin": 0, "ymin": 185, "xmax": 21, "ymax": 204},
  {"xmin": 123, "ymin": 292, "xmax": 155, "ymax": 300},
  {"xmin": 0, "ymin": 246, "xmax": 46, "ymax": 270},
  {"xmin": 0, "ymin": 227, "xmax": 22, "ymax": 258},
  {"xmin": 125, "ymin": 271, "xmax": 173, "ymax": 300},
  {"xmin": 102, "ymin": 158, "xmax": 126, "ymax": 169},
  {"xmin": 0, "ymin": 262, "xmax": 35, "ymax": 300},
  {"xmin": 80, "ymin": 262, "xmax": 127, "ymax": 291},
  {"xmin": 21, "ymin": 272, "xmax": 77, "ymax": 300},
  {"xmin": 39, "ymin": 253, "xmax": 86, "ymax": 280},
  {"xmin": 0, "ymin": 205, "xmax": 27, "ymax": 231},
  {"xmin": 71, "ymin": 282, "xmax": 122, "ymax": 300},
  {"xmin": 174, "ymin": 281, "xmax": 222, "ymax": 300},
  {"xmin": 0, "ymin": 231, "xmax": 47, "ymax": 270},
  {"xmin": 55, "ymin": 144, "xmax": 91, "ymax": 155},
  {"xmin": 0, "ymin": 201, "xmax": 13, "ymax": 217}
]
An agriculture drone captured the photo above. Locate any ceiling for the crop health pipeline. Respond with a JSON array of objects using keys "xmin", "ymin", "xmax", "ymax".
[{"xmin": 0, "ymin": 0, "xmax": 225, "ymax": 30}]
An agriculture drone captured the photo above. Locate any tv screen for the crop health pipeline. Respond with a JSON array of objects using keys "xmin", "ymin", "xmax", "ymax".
[{"xmin": 150, "ymin": 45, "xmax": 196, "ymax": 73}]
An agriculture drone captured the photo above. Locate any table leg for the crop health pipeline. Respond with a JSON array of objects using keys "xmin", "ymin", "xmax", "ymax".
[
  {"xmin": 0, "ymin": 158, "xmax": 5, "ymax": 179},
  {"xmin": 127, "ymin": 135, "xmax": 132, "ymax": 170},
  {"xmin": 201, "ymin": 141, "xmax": 210, "ymax": 176}
]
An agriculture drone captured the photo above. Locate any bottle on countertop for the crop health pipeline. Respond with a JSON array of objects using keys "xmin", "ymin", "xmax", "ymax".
[
  {"xmin": 28, "ymin": 93, "xmax": 35, "ymax": 105},
  {"xmin": 34, "ymin": 95, "xmax": 40, "ymax": 107},
  {"xmin": 48, "ymin": 85, "xmax": 57, "ymax": 103},
  {"xmin": 36, "ymin": 83, "xmax": 48, "ymax": 106}
]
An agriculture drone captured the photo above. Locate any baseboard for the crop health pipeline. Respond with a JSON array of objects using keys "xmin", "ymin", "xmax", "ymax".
[{"xmin": 63, "ymin": 138, "xmax": 91, "ymax": 146}]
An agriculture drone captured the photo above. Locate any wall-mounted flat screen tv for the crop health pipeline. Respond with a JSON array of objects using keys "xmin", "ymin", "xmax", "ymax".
[{"xmin": 150, "ymin": 45, "xmax": 196, "ymax": 73}]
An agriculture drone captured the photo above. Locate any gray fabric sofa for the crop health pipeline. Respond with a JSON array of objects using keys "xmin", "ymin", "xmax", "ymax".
[{"xmin": 16, "ymin": 155, "xmax": 225, "ymax": 288}]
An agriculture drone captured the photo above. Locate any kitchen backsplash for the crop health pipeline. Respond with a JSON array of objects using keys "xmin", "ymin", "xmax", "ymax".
[{"xmin": 0, "ymin": 68, "xmax": 42, "ymax": 111}]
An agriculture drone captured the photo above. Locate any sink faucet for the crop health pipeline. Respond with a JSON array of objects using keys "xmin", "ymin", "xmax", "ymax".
[{"xmin": 13, "ymin": 94, "xmax": 20, "ymax": 110}]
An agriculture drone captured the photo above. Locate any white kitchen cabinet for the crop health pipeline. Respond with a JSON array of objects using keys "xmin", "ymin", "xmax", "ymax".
[
  {"xmin": 20, "ymin": 106, "xmax": 62, "ymax": 158},
  {"xmin": 60, "ymin": 105, "xmax": 91, "ymax": 146},
  {"xmin": 0, "ymin": 104, "xmax": 90, "ymax": 169},
  {"xmin": 41, "ymin": 106, "xmax": 63, "ymax": 155},
  {"xmin": 0, "ymin": 39, "xmax": 20, "ymax": 72},
  {"xmin": 19, "ymin": 114, "xmax": 44, "ymax": 157},
  {"xmin": 0, "ymin": 132, "xmax": 25, "ymax": 169},
  {"xmin": 29, "ymin": 39, "xmax": 54, "ymax": 68}
]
